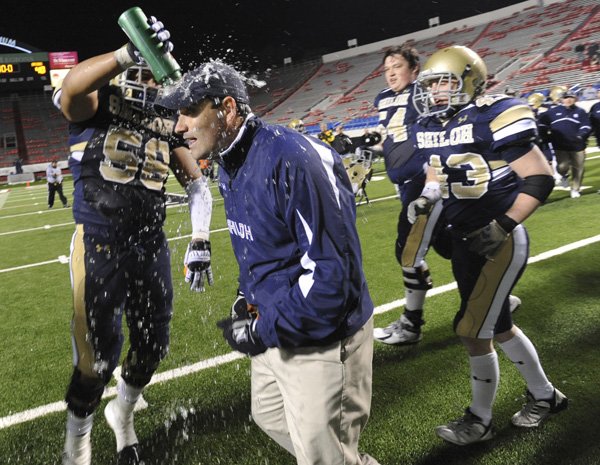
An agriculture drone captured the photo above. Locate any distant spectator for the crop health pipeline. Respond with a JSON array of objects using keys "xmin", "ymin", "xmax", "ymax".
[
  {"xmin": 14, "ymin": 157, "xmax": 23, "ymax": 174},
  {"xmin": 46, "ymin": 159, "xmax": 69, "ymax": 208},
  {"xmin": 539, "ymin": 90, "xmax": 592, "ymax": 198},
  {"xmin": 574, "ymin": 43, "xmax": 585, "ymax": 61},
  {"xmin": 317, "ymin": 122, "xmax": 335, "ymax": 145},
  {"xmin": 331, "ymin": 124, "xmax": 353, "ymax": 156},
  {"xmin": 587, "ymin": 42, "xmax": 599, "ymax": 61}
]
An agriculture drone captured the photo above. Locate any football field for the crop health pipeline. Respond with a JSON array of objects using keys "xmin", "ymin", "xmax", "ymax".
[{"xmin": 1, "ymin": 153, "xmax": 600, "ymax": 465}]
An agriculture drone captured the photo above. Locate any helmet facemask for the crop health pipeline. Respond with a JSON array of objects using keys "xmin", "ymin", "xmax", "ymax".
[{"xmin": 113, "ymin": 65, "xmax": 157, "ymax": 111}]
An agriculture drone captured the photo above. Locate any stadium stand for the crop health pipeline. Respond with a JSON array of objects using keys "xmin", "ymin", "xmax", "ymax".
[{"xmin": 259, "ymin": 0, "xmax": 599, "ymax": 133}]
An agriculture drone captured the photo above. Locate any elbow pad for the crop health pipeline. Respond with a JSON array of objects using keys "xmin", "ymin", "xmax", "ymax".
[{"xmin": 520, "ymin": 174, "xmax": 554, "ymax": 203}]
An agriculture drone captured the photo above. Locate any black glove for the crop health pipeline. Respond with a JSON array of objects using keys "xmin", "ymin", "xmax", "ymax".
[
  {"xmin": 184, "ymin": 239, "xmax": 213, "ymax": 292},
  {"xmin": 217, "ymin": 314, "xmax": 267, "ymax": 357},
  {"xmin": 467, "ymin": 215, "xmax": 518, "ymax": 258},
  {"xmin": 407, "ymin": 196, "xmax": 434, "ymax": 224}
]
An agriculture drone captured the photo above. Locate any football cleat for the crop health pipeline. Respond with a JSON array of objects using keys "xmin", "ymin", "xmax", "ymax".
[
  {"xmin": 373, "ymin": 313, "xmax": 422, "ymax": 345},
  {"xmin": 435, "ymin": 408, "xmax": 495, "ymax": 446},
  {"xmin": 511, "ymin": 388, "xmax": 568, "ymax": 428},
  {"xmin": 116, "ymin": 444, "xmax": 144, "ymax": 465},
  {"xmin": 62, "ymin": 431, "xmax": 91, "ymax": 465},
  {"xmin": 570, "ymin": 190, "xmax": 581, "ymax": 199},
  {"xmin": 508, "ymin": 295, "xmax": 521, "ymax": 313}
]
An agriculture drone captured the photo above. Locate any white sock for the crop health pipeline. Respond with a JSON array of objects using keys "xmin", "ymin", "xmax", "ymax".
[
  {"xmin": 468, "ymin": 352, "xmax": 499, "ymax": 425},
  {"xmin": 64, "ymin": 411, "xmax": 93, "ymax": 463},
  {"xmin": 118, "ymin": 378, "xmax": 144, "ymax": 405},
  {"xmin": 405, "ymin": 289, "xmax": 427, "ymax": 311},
  {"xmin": 498, "ymin": 328, "xmax": 554, "ymax": 400},
  {"xmin": 108, "ymin": 380, "xmax": 143, "ymax": 451}
]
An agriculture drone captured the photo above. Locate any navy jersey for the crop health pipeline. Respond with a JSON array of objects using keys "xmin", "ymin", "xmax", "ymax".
[
  {"xmin": 590, "ymin": 101, "xmax": 600, "ymax": 141},
  {"xmin": 55, "ymin": 84, "xmax": 183, "ymax": 232},
  {"xmin": 217, "ymin": 116, "xmax": 373, "ymax": 349},
  {"xmin": 414, "ymin": 95, "xmax": 538, "ymax": 233},
  {"xmin": 374, "ymin": 84, "xmax": 427, "ymax": 185},
  {"xmin": 538, "ymin": 104, "xmax": 592, "ymax": 151}
]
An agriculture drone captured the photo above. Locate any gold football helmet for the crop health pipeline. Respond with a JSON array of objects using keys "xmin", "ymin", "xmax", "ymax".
[
  {"xmin": 527, "ymin": 92, "xmax": 545, "ymax": 109},
  {"xmin": 549, "ymin": 85, "xmax": 567, "ymax": 104},
  {"xmin": 288, "ymin": 118, "xmax": 306, "ymax": 133},
  {"xmin": 413, "ymin": 45, "xmax": 487, "ymax": 118}
]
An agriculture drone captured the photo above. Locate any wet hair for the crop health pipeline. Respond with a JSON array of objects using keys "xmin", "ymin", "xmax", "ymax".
[{"xmin": 383, "ymin": 43, "xmax": 420, "ymax": 71}]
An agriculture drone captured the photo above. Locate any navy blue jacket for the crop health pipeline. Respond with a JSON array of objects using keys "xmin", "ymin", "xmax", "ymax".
[
  {"xmin": 539, "ymin": 104, "xmax": 591, "ymax": 151},
  {"xmin": 217, "ymin": 116, "xmax": 373, "ymax": 348},
  {"xmin": 589, "ymin": 101, "xmax": 600, "ymax": 143}
]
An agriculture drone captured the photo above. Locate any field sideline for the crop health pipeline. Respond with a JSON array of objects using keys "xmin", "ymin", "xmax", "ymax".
[{"xmin": 1, "ymin": 153, "xmax": 599, "ymax": 464}]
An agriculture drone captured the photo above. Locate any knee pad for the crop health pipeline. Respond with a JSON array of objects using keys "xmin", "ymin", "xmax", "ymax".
[
  {"xmin": 121, "ymin": 345, "xmax": 169, "ymax": 388},
  {"xmin": 65, "ymin": 368, "xmax": 107, "ymax": 417},
  {"xmin": 402, "ymin": 264, "xmax": 433, "ymax": 291}
]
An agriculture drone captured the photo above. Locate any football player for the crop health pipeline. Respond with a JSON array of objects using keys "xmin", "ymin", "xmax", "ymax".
[
  {"xmin": 538, "ymin": 89, "xmax": 592, "ymax": 198},
  {"xmin": 410, "ymin": 45, "xmax": 567, "ymax": 446},
  {"xmin": 54, "ymin": 16, "xmax": 213, "ymax": 465},
  {"xmin": 288, "ymin": 118, "xmax": 306, "ymax": 133},
  {"xmin": 371, "ymin": 43, "xmax": 446, "ymax": 345}
]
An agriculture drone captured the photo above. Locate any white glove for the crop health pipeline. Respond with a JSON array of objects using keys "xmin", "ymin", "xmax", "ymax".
[{"xmin": 184, "ymin": 239, "xmax": 213, "ymax": 292}]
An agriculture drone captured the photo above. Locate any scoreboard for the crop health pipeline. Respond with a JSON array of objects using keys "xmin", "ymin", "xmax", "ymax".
[{"xmin": 0, "ymin": 52, "xmax": 49, "ymax": 92}]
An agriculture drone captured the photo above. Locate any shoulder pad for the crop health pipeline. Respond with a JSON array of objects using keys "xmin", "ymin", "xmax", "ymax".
[
  {"xmin": 475, "ymin": 94, "xmax": 509, "ymax": 108},
  {"xmin": 490, "ymin": 103, "xmax": 535, "ymax": 133}
]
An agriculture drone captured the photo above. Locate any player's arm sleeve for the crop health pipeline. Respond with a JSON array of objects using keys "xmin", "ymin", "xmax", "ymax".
[
  {"xmin": 489, "ymin": 103, "xmax": 538, "ymax": 162},
  {"xmin": 257, "ymin": 148, "xmax": 359, "ymax": 348},
  {"xmin": 171, "ymin": 147, "xmax": 212, "ymax": 240}
]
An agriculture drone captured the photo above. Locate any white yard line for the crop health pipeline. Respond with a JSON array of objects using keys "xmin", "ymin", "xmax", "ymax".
[
  {"xmin": 0, "ymin": 222, "xmax": 75, "ymax": 236},
  {"xmin": 1, "ymin": 233, "xmax": 599, "ymax": 429},
  {"xmin": 0, "ymin": 227, "xmax": 231, "ymax": 273}
]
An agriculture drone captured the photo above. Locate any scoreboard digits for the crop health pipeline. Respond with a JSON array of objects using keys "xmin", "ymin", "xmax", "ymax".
[{"xmin": 0, "ymin": 53, "xmax": 49, "ymax": 92}]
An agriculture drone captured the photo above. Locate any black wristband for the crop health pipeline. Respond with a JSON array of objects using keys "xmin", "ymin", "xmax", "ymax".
[{"xmin": 495, "ymin": 214, "xmax": 518, "ymax": 233}]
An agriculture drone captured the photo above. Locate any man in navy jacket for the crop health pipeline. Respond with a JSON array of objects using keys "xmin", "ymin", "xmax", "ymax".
[
  {"xmin": 539, "ymin": 90, "xmax": 592, "ymax": 198},
  {"xmin": 156, "ymin": 61, "xmax": 377, "ymax": 465}
]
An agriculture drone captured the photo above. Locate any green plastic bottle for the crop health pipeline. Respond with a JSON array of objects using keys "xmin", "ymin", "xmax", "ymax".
[{"xmin": 118, "ymin": 6, "xmax": 182, "ymax": 84}]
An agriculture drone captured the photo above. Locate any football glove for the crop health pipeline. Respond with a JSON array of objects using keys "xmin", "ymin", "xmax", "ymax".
[
  {"xmin": 231, "ymin": 290, "xmax": 249, "ymax": 319},
  {"xmin": 407, "ymin": 196, "xmax": 434, "ymax": 224},
  {"xmin": 467, "ymin": 216, "xmax": 517, "ymax": 258},
  {"xmin": 116, "ymin": 16, "xmax": 174, "ymax": 68},
  {"xmin": 184, "ymin": 239, "xmax": 213, "ymax": 292},
  {"xmin": 217, "ymin": 314, "xmax": 266, "ymax": 357}
]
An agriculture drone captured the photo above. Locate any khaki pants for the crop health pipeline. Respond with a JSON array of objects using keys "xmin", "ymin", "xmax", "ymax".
[
  {"xmin": 251, "ymin": 317, "xmax": 374, "ymax": 465},
  {"xmin": 555, "ymin": 149, "xmax": 585, "ymax": 191}
]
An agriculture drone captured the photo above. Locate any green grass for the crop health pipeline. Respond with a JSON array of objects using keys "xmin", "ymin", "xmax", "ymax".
[{"xmin": 1, "ymin": 152, "xmax": 600, "ymax": 464}]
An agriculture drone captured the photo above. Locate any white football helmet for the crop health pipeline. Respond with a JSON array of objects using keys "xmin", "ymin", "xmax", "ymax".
[{"xmin": 413, "ymin": 45, "xmax": 488, "ymax": 118}]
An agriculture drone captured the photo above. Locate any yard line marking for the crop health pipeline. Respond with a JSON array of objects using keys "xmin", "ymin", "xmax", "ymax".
[
  {"xmin": 0, "ymin": 353, "xmax": 244, "ymax": 430},
  {"xmin": 0, "ymin": 222, "xmax": 75, "ymax": 236},
  {"xmin": 0, "ymin": 227, "xmax": 231, "ymax": 273},
  {"xmin": 1, "ymin": 234, "xmax": 599, "ymax": 429}
]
